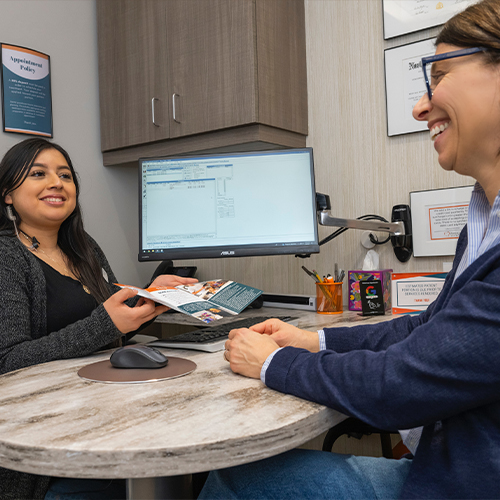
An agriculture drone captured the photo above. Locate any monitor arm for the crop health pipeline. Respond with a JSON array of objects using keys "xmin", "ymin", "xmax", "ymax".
[
  {"xmin": 318, "ymin": 211, "xmax": 405, "ymax": 235},
  {"xmin": 316, "ymin": 193, "xmax": 413, "ymax": 262}
]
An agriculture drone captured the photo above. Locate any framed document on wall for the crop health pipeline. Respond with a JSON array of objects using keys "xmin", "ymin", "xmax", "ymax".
[
  {"xmin": 383, "ymin": 0, "xmax": 478, "ymax": 39},
  {"xmin": 384, "ymin": 37, "xmax": 435, "ymax": 137},
  {"xmin": 1, "ymin": 43, "xmax": 53, "ymax": 137},
  {"xmin": 411, "ymin": 185, "xmax": 474, "ymax": 257}
]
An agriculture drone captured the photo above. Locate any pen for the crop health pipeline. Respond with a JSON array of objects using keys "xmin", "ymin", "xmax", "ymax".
[
  {"xmin": 302, "ymin": 265, "xmax": 320, "ymax": 282},
  {"xmin": 312, "ymin": 269, "xmax": 323, "ymax": 283}
]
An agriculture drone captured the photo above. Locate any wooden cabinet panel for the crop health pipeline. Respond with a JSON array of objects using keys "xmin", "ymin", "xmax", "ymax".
[
  {"xmin": 97, "ymin": 0, "xmax": 169, "ymax": 151},
  {"xmin": 96, "ymin": 0, "xmax": 308, "ymax": 164},
  {"xmin": 256, "ymin": 0, "xmax": 308, "ymax": 135},
  {"xmin": 166, "ymin": 0, "xmax": 257, "ymax": 138}
]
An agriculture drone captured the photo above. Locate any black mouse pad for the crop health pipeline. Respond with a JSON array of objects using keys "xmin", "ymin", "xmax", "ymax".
[{"xmin": 77, "ymin": 356, "xmax": 196, "ymax": 383}]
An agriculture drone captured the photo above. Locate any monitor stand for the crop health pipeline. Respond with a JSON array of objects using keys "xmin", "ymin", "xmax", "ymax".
[{"xmin": 151, "ymin": 260, "xmax": 197, "ymax": 281}]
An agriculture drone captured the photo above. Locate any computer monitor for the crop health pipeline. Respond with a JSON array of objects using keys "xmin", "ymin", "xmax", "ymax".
[{"xmin": 138, "ymin": 148, "xmax": 319, "ymax": 262}]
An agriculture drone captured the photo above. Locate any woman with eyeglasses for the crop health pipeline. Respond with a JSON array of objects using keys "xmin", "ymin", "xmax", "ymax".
[
  {"xmin": 0, "ymin": 138, "xmax": 197, "ymax": 499},
  {"xmin": 199, "ymin": 1, "xmax": 500, "ymax": 499}
]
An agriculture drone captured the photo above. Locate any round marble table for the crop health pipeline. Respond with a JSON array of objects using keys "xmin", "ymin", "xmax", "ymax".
[{"xmin": 0, "ymin": 345, "xmax": 345, "ymax": 498}]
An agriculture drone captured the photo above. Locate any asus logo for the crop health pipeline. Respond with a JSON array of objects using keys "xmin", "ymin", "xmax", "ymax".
[{"xmin": 221, "ymin": 250, "xmax": 235, "ymax": 256}]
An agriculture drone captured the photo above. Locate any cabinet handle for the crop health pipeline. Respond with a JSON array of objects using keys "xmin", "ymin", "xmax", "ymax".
[
  {"xmin": 151, "ymin": 97, "xmax": 160, "ymax": 127},
  {"xmin": 172, "ymin": 93, "xmax": 181, "ymax": 123}
]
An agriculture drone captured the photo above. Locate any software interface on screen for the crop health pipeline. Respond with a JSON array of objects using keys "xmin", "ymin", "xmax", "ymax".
[{"xmin": 139, "ymin": 148, "xmax": 319, "ymax": 261}]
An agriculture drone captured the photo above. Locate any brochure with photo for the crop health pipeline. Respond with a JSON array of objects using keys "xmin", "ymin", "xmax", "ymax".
[{"xmin": 116, "ymin": 280, "xmax": 263, "ymax": 324}]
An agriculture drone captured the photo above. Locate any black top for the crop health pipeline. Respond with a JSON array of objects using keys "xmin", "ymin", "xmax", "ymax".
[{"xmin": 36, "ymin": 257, "xmax": 98, "ymax": 334}]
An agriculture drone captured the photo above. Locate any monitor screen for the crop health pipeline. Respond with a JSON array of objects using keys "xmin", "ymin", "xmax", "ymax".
[{"xmin": 138, "ymin": 148, "xmax": 319, "ymax": 261}]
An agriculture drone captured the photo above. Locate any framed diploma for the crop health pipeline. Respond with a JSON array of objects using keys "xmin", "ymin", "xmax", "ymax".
[
  {"xmin": 383, "ymin": 0, "xmax": 478, "ymax": 39},
  {"xmin": 384, "ymin": 37, "xmax": 435, "ymax": 136},
  {"xmin": 1, "ymin": 43, "xmax": 53, "ymax": 137},
  {"xmin": 410, "ymin": 185, "xmax": 474, "ymax": 257}
]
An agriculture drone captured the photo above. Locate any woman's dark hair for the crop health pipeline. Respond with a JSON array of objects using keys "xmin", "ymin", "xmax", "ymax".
[
  {"xmin": 437, "ymin": 0, "xmax": 500, "ymax": 65},
  {"xmin": 0, "ymin": 138, "xmax": 111, "ymax": 303}
]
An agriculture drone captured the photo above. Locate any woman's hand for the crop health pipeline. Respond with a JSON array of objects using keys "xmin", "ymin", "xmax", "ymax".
[
  {"xmin": 249, "ymin": 319, "xmax": 320, "ymax": 352},
  {"xmin": 150, "ymin": 274, "xmax": 198, "ymax": 288},
  {"xmin": 225, "ymin": 328, "xmax": 280, "ymax": 379},
  {"xmin": 103, "ymin": 288, "xmax": 169, "ymax": 333}
]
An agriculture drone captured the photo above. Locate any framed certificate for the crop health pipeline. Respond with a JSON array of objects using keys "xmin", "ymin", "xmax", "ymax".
[
  {"xmin": 383, "ymin": 0, "xmax": 478, "ymax": 39},
  {"xmin": 1, "ymin": 43, "xmax": 53, "ymax": 137},
  {"xmin": 384, "ymin": 37, "xmax": 435, "ymax": 137},
  {"xmin": 410, "ymin": 185, "xmax": 474, "ymax": 257}
]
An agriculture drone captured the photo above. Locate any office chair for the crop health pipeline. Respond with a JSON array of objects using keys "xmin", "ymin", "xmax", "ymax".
[{"xmin": 322, "ymin": 417, "xmax": 399, "ymax": 459}]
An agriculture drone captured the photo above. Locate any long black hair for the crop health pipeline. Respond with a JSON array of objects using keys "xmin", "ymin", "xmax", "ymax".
[{"xmin": 0, "ymin": 138, "xmax": 111, "ymax": 303}]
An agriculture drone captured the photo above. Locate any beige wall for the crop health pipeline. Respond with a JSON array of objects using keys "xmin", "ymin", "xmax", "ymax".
[
  {"xmin": 0, "ymin": 0, "xmax": 472, "ymax": 298},
  {"xmin": 0, "ymin": 0, "xmax": 158, "ymax": 286},
  {"xmin": 178, "ymin": 0, "xmax": 473, "ymax": 299}
]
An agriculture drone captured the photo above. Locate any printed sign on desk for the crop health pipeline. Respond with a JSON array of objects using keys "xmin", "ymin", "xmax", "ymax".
[
  {"xmin": 1, "ymin": 44, "xmax": 52, "ymax": 137},
  {"xmin": 392, "ymin": 272, "xmax": 447, "ymax": 314},
  {"xmin": 360, "ymin": 280, "xmax": 385, "ymax": 316}
]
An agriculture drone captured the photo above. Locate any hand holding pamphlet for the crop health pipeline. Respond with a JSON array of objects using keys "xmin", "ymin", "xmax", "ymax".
[{"xmin": 116, "ymin": 280, "xmax": 263, "ymax": 324}]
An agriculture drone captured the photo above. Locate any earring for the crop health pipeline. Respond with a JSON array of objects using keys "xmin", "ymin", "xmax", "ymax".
[
  {"xmin": 6, "ymin": 205, "xmax": 16, "ymax": 221},
  {"xmin": 5, "ymin": 205, "xmax": 19, "ymax": 237}
]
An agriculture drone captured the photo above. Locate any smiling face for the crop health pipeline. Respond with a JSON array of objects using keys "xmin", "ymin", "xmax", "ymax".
[
  {"xmin": 413, "ymin": 44, "xmax": 500, "ymax": 193},
  {"xmin": 4, "ymin": 147, "xmax": 77, "ymax": 233}
]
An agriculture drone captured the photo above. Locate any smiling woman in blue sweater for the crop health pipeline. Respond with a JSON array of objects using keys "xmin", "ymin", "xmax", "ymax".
[{"xmin": 200, "ymin": 1, "xmax": 500, "ymax": 499}]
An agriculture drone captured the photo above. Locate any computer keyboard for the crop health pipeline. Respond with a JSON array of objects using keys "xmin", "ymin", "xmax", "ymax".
[{"xmin": 148, "ymin": 315, "xmax": 297, "ymax": 352}]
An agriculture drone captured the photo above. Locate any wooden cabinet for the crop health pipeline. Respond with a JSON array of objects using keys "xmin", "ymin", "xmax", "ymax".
[
  {"xmin": 97, "ymin": 1, "xmax": 169, "ymax": 150},
  {"xmin": 96, "ymin": 0, "xmax": 308, "ymax": 166}
]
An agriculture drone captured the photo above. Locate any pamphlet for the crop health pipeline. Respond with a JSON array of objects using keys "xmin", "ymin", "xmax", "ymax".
[{"xmin": 116, "ymin": 280, "xmax": 263, "ymax": 324}]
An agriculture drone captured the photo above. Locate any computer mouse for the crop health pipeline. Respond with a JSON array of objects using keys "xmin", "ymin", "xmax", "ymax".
[{"xmin": 110, "ymin": 345, "xmax": 169, "ymax": 369}]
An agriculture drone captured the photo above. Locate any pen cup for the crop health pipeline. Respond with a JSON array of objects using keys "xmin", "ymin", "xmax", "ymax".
[{"xmin": 316, "ymin": 282, "xmax": 343, "ymax": 314}]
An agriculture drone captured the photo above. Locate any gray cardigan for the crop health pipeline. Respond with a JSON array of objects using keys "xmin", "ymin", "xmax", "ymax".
[{"xmin": 0, "ymin": 232, "xmax": 124, "ymax": 499}]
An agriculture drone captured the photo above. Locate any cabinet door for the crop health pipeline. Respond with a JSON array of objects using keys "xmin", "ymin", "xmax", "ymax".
[
  {"xmin": 165, "ymin": 0, "xmax": 257, "ymax": 138},
  {"xmin": 97, "ymin": 0, "xmax": 170, "ymax": 151}
]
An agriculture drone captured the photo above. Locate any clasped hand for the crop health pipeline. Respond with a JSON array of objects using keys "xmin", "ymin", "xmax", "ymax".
[
  {"xmin": 104, "ymin": 275, "xmax": 198, "ymax": 333},
  {"xmin": 224, "ymin": 319, "xmax": 320, "ymax": 379}
]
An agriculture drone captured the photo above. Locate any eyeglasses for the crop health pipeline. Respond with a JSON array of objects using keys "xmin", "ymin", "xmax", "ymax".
[{"xmin": 421, "ymin": 47, "xmax": 485, "ymax": 100}]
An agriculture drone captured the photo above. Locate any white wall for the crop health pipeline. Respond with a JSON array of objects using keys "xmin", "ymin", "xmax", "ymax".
[
  {"xmin": 0, "ymin": 0, "xmax": 155, "ymax": 286},
  {"xmin": 0, "ymin": 0, "xmax": 473, "ymax": 299}
]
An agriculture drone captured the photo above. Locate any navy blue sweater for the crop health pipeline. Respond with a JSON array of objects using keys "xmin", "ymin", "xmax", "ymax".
[{"xmin": 266, "ymin": 228, "xmax": 500, "ymax": 499}]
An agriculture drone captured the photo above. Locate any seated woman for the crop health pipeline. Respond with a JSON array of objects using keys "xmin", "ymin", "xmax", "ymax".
[
  {"xmin": 0, "ymin": 138, "xmax": 197, "ymax": 500},
  {"xmin": 201, "ymin": 1, "xmax": 500, "ymax": 498}
]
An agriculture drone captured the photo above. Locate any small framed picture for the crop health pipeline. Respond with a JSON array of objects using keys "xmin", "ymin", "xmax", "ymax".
[
  {"xmin": 410, "ymin": 185, "xmax": 474, "ymax": 257},
  {"xmin": 1, "ymin": 43, "xmax": 53, "ymax": 137},
  {"xmin": 383, "ymin": 0, "xmax": 478, "ymax": 40},
  {"xmin": 384, "ymin": 37, "xmax": 435, "ymax": 137}
]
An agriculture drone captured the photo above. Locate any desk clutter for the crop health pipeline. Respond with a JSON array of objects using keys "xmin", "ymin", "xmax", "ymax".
[{"xmin": 348, "ymin": 271, "xmax": 449, "ymax": 315}]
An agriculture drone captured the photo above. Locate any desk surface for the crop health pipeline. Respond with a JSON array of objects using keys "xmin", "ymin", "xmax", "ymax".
[{"xmin": 0, "ymin": 308, "xmax": 395, "ymax": 480}]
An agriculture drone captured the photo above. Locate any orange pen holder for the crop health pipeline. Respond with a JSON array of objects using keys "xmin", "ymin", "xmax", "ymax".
[{"xmin": 316, "ymin": 282, "xmax": 343, "ymax": 314}]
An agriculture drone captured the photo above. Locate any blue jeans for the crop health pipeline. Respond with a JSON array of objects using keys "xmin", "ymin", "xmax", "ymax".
[
  {"xmin": 44, "ymin": 478, "xmax": 126, "ymax": 500},
  {"xmin": 198, "ymin": 449, "xmax": 412, "ymax": 500}
]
